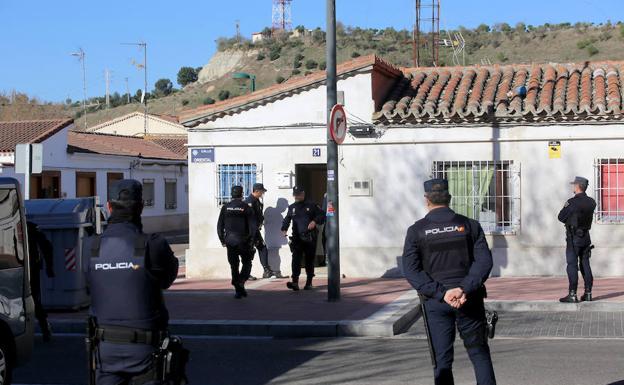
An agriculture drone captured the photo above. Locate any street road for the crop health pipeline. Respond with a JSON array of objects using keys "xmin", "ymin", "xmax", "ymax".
[{"xmin": 14, "ymin": 333, "xmax": 624, "ymax": 385}]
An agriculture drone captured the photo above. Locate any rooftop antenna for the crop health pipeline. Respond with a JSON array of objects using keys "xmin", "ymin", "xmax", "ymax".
[
  {"xmin": 124, "ymin": 77, "xmax": 130, "ymax": 103},
  {"xmin": 104, "ymin": 68, "xmax": 111, "ymax": 108},
  {"xmin": 414, "ymin": 0, "xmax": 440, "ymax": 67},
  {"xmin": 272, "ymin": 0, "xmax": 293, "ymax": 31},
  {"xmin": 122, "ymin": 42, "xmax": 148, "ymax": 135},
  {"xmin": 70, "ymin": 48, "xmax": 88, "ymax": 129}
]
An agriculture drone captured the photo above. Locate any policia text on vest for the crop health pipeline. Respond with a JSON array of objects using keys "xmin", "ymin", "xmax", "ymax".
[
  {"xmin": 85, "ymin": 179, "xmax": 188, "ymax": 385},
  {"xmin": 402, "ymin": 179, "xmax": 497, "ymax": 385}
]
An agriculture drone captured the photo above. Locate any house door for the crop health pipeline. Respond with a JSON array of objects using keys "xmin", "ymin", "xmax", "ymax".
[
  {"xmin": 76, "ymin": 172, "xmax": 96, "ymax": 197},
  {"xmin": 294, "ymin": 164, "xmax": 327, "ymax": 207},
  {"xmin": 295, "ymin": 163, "xmax": 327, "ymax": 261}
]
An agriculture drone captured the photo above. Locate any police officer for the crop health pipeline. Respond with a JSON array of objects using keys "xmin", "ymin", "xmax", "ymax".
[
  {"xmin": 86, "ymin": 179, "xmax": 179, "ymax": 385},
  {"xmin": 26, "ymin": 221, "xmax": 54, "ymax": 342},
  {"xmin": 281, "ymin": 186, "xmax": 325, "ymax": 291},
  {"xmin": 558, "ymin": 176, "xmax": 597, "ymax": 303},
  {"xmin": 402, "ymin": 179, "xmax": 496, "ymax": 385},
  {"xmin": 244, "ymin": 183, "xmax": 285, "ymax": 279},
  {"xmin": 217, "ymin": 185, "xmax": 257, "ymax": 299}
]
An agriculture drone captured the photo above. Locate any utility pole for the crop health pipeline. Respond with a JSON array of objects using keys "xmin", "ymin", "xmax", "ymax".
[
  {"xmin": 71, "ymin": 48, "xmax": 87, "ymax": 129},
  {"xmin": 236, "ymin": 20, "xmax": 241, "ymax": 43},
  {"xmin": 125, "ymin": 77, "xmax": 130, "ymax": 103},
  {"xmin": 105, "ymin": 68, "xmax": 110, "ymax": 108},
  {"xmin": 326, "ymin": 0, "xmax": 340, "ymax": 302},
  {"xmin": 123, "ymin": 42, "xmax": 148, "ymax": 135}
]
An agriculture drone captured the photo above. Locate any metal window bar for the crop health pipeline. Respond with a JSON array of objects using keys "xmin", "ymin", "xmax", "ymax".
[
  {"xmin": 431, "ymin": 160, "xmax": 517, "ymax": 233},
  {"xmin": 594, "ymin": 159, "xmax": 624, "ymax": 223},
  {"xmin": 216, "ymin": 164, "xmax": 259, "ymax": 205}
]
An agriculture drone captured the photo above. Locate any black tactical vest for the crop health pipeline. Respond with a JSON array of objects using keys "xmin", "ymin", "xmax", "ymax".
[
  {"xmin": 88, "ymin": 233, "xmax": 165, "ymax": 331},
  {"xmin": 417, "ymin": 215, "xmax": 473, "ymax": 287}
]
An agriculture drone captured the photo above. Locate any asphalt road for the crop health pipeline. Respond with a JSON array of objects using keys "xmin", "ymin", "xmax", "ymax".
[{"xmin": 13, "ymin": 334, "xmax": 624, "ymax": 385}]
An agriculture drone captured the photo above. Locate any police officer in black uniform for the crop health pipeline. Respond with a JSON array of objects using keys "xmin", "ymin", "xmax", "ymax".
[
  {"xmin": 217, "ymin": 185, "xmax": 257, "ymax": 299},
  {"xmin": 281, "ymin": 186, "xmax": 325, "ymax": 291},
  {"xmin": 244, "ymin": 183, "xmax": 284, "ymax": 279},
  {"xmin": 26, "ymin": 221, "xmax": 54, "ymax": 342},
  {"xmin": 86, "ymin": 179, "xmax": 179, "ymax": 385},
  {"xmin": 402, "ymin": 179, "xmax": 496, "ymax": 385},
  {"xmin": 558, "ymin": 176, "xmax": 597, "ymax": 303}
]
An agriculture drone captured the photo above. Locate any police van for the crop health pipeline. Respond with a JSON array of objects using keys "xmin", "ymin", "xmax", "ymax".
[{"xmin": 0, "ymin": 178, "xmax": 34, "ymax": 384}]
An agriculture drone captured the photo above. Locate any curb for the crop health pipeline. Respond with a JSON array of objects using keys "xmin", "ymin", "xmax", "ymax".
[
  {"xmin": 47, "ymin": 292, "xmax": 422, "ymax": 338},
  {"xmin": 485, "ymin": 300, "xmax": 624, "ymax": 312}
]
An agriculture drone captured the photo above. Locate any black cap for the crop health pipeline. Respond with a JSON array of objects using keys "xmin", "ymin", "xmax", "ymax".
[
  {"xmin": 293, "ymin": 186, "xmax": 305, "ymax": 195},
  {"xmin": 231, "ymin": 185, "xmax": 244, "ymax": 198},
  {"xmin": 109, "ymin": 179, "xmax": 143, "ymax": 203},
  {"xmin": 253, "ymin": 183, "xmax": 267, "ymax": 192},
  {"xmin": 424, "ymin": 178, "xmax": 449, "ymax": 193},
  {"xmin": 570, "ymin": 176, "xmax": 589, "ymax": 187}
]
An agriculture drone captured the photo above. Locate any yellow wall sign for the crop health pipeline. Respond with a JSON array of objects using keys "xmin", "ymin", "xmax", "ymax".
[{"xmin": 549, "ymin": 141, "xmax": 561, "ymax": 159}]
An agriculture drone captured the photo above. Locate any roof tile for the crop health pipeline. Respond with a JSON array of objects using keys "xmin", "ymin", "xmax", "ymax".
[
  {"xmin": 68, "ymin": 132, "xmax": 186, "ymax": 161},
  {"xmin": 0, "ymin": 119, "xmax": 73, "ymax": 152},
  {"xmin": 374, "ymin": 61, "xmax": 624, "ymax": 124}
]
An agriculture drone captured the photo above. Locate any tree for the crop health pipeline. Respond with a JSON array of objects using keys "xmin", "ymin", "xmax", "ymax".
[
  {"xmin": 135, "ymin": 89, "xmax": 143, "ymax": 102},
  {"xmin": 586, "ymin": 44, "xmax": 599, "ymax": 56},
  {"xmin": 305, "ymin": 59, "xmax": 318, "ymax": 69},
  {"xmin": 256, "ymin": 52, "xmax": 266, "ymax": 61},
  {"xmin": 177, "ymin": 67, "xmax": 198, "ymax": 87},
  {"xmin": 218, "ymin": 90, "xmax": 230, "ymax": 101},
  {"xmin": 276, "ymin": 75, "xmax": 286, "ymax": 84},
  {"xmin": 476, "ymin": 24, "xmax": 490, "ymax": 34},
  {"xmin": 181, "ymin": 99, "xmax": 190, "ymax": 106},
  {"xmin": 351, "ymin": 51, "xmax": 361, "ymax": 58},
  {"xmin": 195, "ymin": 66, "xmax": 203, "ymax": 74},
  {"xmin": 154, "ymin": 78, "xmax": 173, "ymax": 96},
  {"xmin": 203, "ymin": 97, "xmax": 215, "ymax": 105}
]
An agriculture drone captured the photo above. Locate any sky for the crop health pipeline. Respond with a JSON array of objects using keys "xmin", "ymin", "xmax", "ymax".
[{"xmin": 0, "ymin": 0, "xmax": 622, "ymax": 102}]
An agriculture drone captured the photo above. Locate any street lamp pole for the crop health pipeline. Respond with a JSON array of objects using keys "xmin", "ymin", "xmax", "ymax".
[{"xmin": 326, "ymin": 0, "xmax": 340, "ymax": 302}]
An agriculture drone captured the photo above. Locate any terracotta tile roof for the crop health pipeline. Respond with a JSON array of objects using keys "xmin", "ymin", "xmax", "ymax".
[
  {"xmin": 67, "ymin": 131, "xmax": 186, "ymax": 161},
  {"xmin": 145, "ymin": 134, "xmax": 187, "ymax": 157},
  {"xmin": 0, "ymin": 119, "xmax": 73, "ymax": 152},
  {"xmin": 179, "ymin": 55, "xmax": 402, "ymax": 126},
  {"xmin": 374, "ymin": 61, "xmax": 624, "ymax": 124}
]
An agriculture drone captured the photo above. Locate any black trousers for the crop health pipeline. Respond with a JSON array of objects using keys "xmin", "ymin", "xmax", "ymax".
[
  {"xmin": 566, "ymin": 240, "xmax": 593, "ymax": 292},
  {"xmin": 254, "ymin": 232, "xmax": 270, "ymax": 270},
  {"xmin": 227, "ymin": 244, "xmax": 253, "ymax": 286},
  {"xmin": 424, "ymin": 296, "xmax": 496, "ymax": 385},
  {"xmin": 29, "ymin": 267, "xmax": 49, "ymax": 332},
  {"xmin": 291, "ymin": 238, "xmax": 316, "ymax": 280}
]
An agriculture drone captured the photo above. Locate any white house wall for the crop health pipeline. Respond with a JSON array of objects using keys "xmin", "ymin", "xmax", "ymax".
[
  {"xmin": 0, "ymin": 125, "xmax": 189, "ymax": 233},
  {"xmin": 92, "ymin": 114, "xmax": 186, "ymax": 136},
  {"xmin": 186, "ymin": 69, "xmax": 624, "ymax": 279}
]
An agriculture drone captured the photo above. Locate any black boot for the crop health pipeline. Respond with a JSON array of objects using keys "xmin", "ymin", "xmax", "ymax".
[
  {"xmin": 304, "ymin": 276, "xmax": 314, "ymax": 290},
  {"xmin": 240, "ymin": 283, "xmax": 248, "ymax": 297},
  {"xmin": 581, "ymin": 292, "xmax": 592, "ymax": 302},
  {"xmin": 234, "ymin": 284, "xmax": 244, "ymax": 299},
  {"xmin": 41, "ymin": 321, "xmax": 52, "ymax": 342},
  {"xmin": 287, "ymin": 278, "xmax": 300, "ymax": 291},
  {"xmin": 262, "ymin": 268, "xmax": 272, "ymax": 279},
  {"xmin": 559, "ymin": 291, "xmax": 579, "ymax": 303}
]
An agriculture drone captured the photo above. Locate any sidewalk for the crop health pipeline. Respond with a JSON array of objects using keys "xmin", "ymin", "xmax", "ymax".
[
  {"xmin": 48, "ymin": 277, "xmax": 419, "ymax": 337},
  {"xmin": 47, "ymin": 277, "xmax": 624, "ymax": 338},
  {"xmin": 485, "ymin": 277, "xmax": 624, "ymax": 312}
]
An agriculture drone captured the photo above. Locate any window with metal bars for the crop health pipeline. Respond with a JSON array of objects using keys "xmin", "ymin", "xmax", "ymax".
[
  {"xmin": 216, "ymin": 164, "xmax": 259, "ymax": 205},
  {"xmin": 594, "ymin": 159, "xmax": 624, "ymax": 223},
  {"xmin": 431, "ymin": 161, "xmax": 520, "ymax": 234}
]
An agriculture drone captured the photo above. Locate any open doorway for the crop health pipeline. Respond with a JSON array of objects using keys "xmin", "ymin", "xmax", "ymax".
[
  {"xmin": 295, "ymin": 163, "xmax": 327, "ymax": 262},
  {"xmin": 295, "ymin": 163, "xmax": 326, "ymax": 207}
]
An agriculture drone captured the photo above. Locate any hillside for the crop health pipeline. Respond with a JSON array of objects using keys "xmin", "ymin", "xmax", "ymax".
[{"xmin": 3, "ymin": 21, "xmax": 624, "ymax": 126}]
